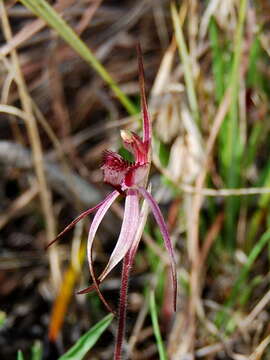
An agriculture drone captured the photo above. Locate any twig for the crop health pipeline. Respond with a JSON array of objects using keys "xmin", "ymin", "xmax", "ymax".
[
  {"xmin": 0, "ymin": 0, "xmax": 77, "ymax": 57},
  {"xmin": 240, "ymin": 287, "xmax": 270, "ymax": 330},
  {"xmin": 180, "ymin": 186, "xmax": 270, "ymax": 197},
  {"xmin": 0, "ymin": 183, "xmax": 39, "ymax": 229},
  {"xmin": 0, "ymin": 140, "xmax": 101, "ymax": 206}
]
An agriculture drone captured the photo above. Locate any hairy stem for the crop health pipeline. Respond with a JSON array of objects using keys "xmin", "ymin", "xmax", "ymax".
[{"xmin": 114, "ymin": 250, "xmax": 133, "ymax": 360}]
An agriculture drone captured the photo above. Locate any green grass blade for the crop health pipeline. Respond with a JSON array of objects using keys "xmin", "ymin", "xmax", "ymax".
[
  {"xmin": 226, "ymin": 0, "xmax": 247, "ymax": 158},
  {"xmin": 171, "ymin": 4, "xmax": 199, "ymax": 123},
  {"xmin": 247, "ymin": 36, "xmax": 262, "ymax": 87},
  {"xmin": 216, "ymin": 228, "xmax": 270, "ymax": 329},
  {"xmin": 226, "ymin": 0, "xmax": 247, "ymax": 162},
  {"xmin": 17, "ymin": 350, "xmax": 24, "ymax": 360},
  {"xmin": 243, "ymin": 123, "xmax": 263, "ymax": 170},
  {"xmin": 247, "ymin": 163, "xmax": 270, "ymax": 243},
  {"xmin": 224, "ymin": 0, "xmax": 247, "ymax": 247},
  {"xmin": 0, "ymin": 311, "xmax": 6, "ymax": 329},
  {"xmin": 19, "ymin": 0, "xmax": 137, "ymax": 115},
  {"xmin": 209, "ymin": 18, "xmax": 225, "ymax": 102},
  {"xmin": 150, "ymin": 291, "xmax": 167, "ymax": 360},
  {"xmin": 59, "ymin": 313, "xmax": 114, "ymax": 360},
  {"xmin": 245, "ymin": 34, "xmax": 269, "ymax": 244},
  {"xmin": 226, "ymin": 229, "xmax": 270, "ymax": 305},
  {"xmin": 31, "ymin": 341, "xmax": 42, "ymax": 360}
]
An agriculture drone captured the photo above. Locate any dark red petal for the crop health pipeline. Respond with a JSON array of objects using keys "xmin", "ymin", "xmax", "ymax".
[
  {"xmin": 101, "ymin": 150, "xmax": 129, "ymax": 171},
  {"xmin": 101, "ymin": 150, "xmax": 130, "ymax": 188},
  {"xmin": 121, "ymin": 130, "xmax": 148, "ymax": 164},
  {"xmin": 124, "ymin": 163, "xmax": 148, "ymax": 187},
  {"xmin": 137, "ymin": 186, "xmax": 177, "ymax": 311}
]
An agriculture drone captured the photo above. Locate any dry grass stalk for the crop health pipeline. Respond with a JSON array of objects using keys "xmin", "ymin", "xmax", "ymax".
[
  {"xmin": 0, "ymin": 184, "xmax": 38, "ymax": 229},
  {"xmin": 0, "ymin": 2, "xmax": 61, "ymax": 289},
  {"xmin": 0, "ymin": 0, "xmax": 77, "ymax": 57}
]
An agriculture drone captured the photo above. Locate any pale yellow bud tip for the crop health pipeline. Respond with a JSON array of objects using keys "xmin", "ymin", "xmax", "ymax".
[{"xmin": 120, "ymin": 129, "xmax": 133, "ymax": 142}]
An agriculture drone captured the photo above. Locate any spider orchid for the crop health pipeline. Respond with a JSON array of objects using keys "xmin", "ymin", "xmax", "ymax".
[{"xmin": 48, "ymin": 45, "xmax": 177, "ymax": 359}]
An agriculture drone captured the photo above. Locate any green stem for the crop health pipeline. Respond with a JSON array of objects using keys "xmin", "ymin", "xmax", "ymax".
[{"xmin": 19, "ymin": 0, "xmax": 137, "ymax": 115}]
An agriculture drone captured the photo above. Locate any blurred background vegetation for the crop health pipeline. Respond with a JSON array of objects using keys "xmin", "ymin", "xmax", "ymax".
[{"xmin": 1, "ymin": 0, "xmax": 270, "ymax": 359}]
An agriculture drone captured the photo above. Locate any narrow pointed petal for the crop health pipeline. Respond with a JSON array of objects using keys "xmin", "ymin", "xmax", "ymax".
[
  {"xmin": 98, "ymin": 189, "xmax": 140, "ymax": 283},
  {"xmin": 78, "ymin": 191, "xmax": 150, "ymax": 296},
  {"xmin": 77, "ymin": 283, "xmax": 96, "ymax": 295},
  {"xmin": 128, "ymin": 191, "xmax": 150, "ymax": 259},
  {"xmin": 87, "ymin": 190, "xmax": 119, "ymax": 313},
  {"xmin": 137, "ymin": 186, "xmax": 177, "ymax": 311},
  {"xmin": 46, "ymin": 190, "xmax": 119, "ymax": 249},
  {"xmin": 136, "ymin": 43, "xmax": 152, "ymax": 148},
  {"xmin": 120, "ymin": 130, "xmax": 148, "ymax": 164}
]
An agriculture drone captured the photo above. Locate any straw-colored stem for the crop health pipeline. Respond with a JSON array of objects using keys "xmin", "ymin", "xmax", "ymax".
[
  {"xmin": 0, "ymin": 1, "xmax": 61, "ymax": 289},
  {"xmin": 171, "ymin": 3, "xmax": 199, "ymax": 123}
]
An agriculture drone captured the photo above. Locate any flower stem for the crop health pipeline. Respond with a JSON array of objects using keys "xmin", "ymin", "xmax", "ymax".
[{"xmin": 114, "ymin": 250, "xmax": 133, "ymax": 360}]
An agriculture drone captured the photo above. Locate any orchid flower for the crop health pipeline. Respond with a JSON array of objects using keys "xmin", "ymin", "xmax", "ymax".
[{"xmin": 48, "ymin": 44, "xmax": 177, "ymax": 359}]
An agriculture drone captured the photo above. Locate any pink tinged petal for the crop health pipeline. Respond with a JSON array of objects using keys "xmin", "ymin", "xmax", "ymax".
[
  {"xmin": 45, "ymin": 191, "xmax": 119, "ymax": 249},
  {"xmin": 77, "ymin": 191, "xmax": 150, "ymax": 296},
  {"xmin": 98, "ymin": 189, "xmax": 140, "ymax": 283},
  {"xmin": 136, "ymin": 43, "xmax": 152, "ymax": 150},
  {"xmin": 87, "ymin": 190, "xmax": 120, "ymax": 313},
  {"xmin": 101, "ymin": 150, "xmax": 129, "ymax": 188},
  {"xmin": 137, "ymin": 186, "xmax": 177, "ymax": 311},
  {"xmin": 129, "ymin": 192, "xmax": 150, "ymax": 259},
  {"xmin": 124, "ymin": 163, "xmax": 148, "ymax": 187}
]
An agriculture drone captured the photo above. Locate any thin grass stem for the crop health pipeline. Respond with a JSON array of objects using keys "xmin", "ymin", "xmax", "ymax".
[
  {"xmin": 19, "ymin": 0, "xmax": 137, "ymax": 115},
  {"xmin": 150, "ymin": 291, "xmax": 167, "ymax": 360}
]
